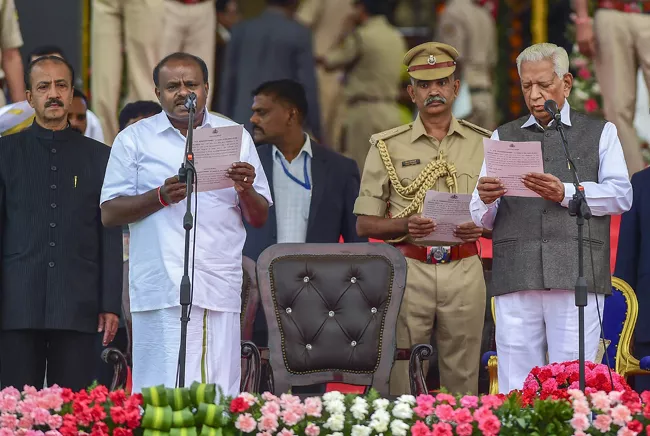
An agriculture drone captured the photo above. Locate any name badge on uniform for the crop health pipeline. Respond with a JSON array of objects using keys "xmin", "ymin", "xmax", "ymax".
[{"xmin": 402, "ymin": 159, "xmax": 421, "ymax": 167}]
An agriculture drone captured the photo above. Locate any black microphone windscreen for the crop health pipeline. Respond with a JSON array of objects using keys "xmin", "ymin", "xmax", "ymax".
[{"xmin": 544, "ymin": 99, "xmax": 559, "ymax": 117}]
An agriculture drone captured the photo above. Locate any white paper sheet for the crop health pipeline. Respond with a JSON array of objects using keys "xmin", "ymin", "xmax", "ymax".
[
  {"xmin": 483, "ymin": 138, "xmax": 545, "ymax": 198},
  {"xmin": 418, "ymin": 191, "xmax": 473, "ymax": 245},
  {"xmin": 191, "ymin": 125, "xmax": 243, "ymax": 192}
]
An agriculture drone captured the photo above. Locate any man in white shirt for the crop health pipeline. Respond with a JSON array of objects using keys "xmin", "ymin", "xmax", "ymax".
[
  {"xmin": 470, "ymin": 43, "xmax": 632, "ymax": 393},
  {"xmin": 100, "ymin": 52, "xmax": 272, "ymax": 395}
]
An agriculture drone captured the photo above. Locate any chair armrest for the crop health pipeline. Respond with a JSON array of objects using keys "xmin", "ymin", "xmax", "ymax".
[
  {"xmin": 241, "ymin": 341, "xmax": 262, "ymax": 393},
  {"xmin": 101, "ymin": 347, "xmax": 129, "ymax": 391},
  {"xmin": 408, "ymin": 344, "xmax": 433, "ymax": 396}
]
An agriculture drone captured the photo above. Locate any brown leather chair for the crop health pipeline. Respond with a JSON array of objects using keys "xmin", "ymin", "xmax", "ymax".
[
  {"xmin": 251, "ymin": 243, "xmax": 432, "ymax": 397},
  {"xmin": 241, "ymin": 255, "xmax": 262, "ymax": 393}
]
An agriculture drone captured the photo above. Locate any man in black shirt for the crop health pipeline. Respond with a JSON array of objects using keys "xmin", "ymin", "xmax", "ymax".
[{"xmin": 0, "ymin": 55, "xmax": 122, "ymax": 391}]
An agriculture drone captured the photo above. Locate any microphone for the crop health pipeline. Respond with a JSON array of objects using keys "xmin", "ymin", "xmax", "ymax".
[
  {"xmin": 184, "ymin": 92, "xmax": 197, "ymax": 111},
  {"xmin": 544, "ymin": 99, "xmax": 561, "ymax": 123}
]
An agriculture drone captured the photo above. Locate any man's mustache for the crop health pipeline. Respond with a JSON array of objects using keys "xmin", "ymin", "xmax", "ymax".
[
  {"xmin": 45, "ymin": 98, "xmax": 64, "ymax": 108},
  {"xmin": 252, "ymin": 125, "xmax": 264, "ymax": 134},
  {"xmin": 425, "ymin": 95, "xmax": 447, "ymax": 106}
]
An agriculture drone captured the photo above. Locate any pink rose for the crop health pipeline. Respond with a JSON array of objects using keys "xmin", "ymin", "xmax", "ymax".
[
  {"xmin": 256, "ymin": 433, "xmax": 273, "ymax": 436},
  {"xmin": 590, "ymin": 391, "xmax": 611, "ymax": 411},
  {"xmin": 477, "ymin": 414, "xmax": 500, "ymax": 436},
  {"xmin": 286, "ymin": 403, "xmax": 305, "ymax": 419},
  {"xmin": 239, "ymin": 393, "xmax": 258, "ymax": 407},
  {"xmin": 570, "ymin": 413, "xmax": 590, "ymax": 432},
  {"xmin": 610, "ymin": 404, "xmax": 632, "ymax": 426},
  {"xmin": 305, "ymin": 423, "xmax": 320, "ymax": 436},
  {"xmin": 18, "ymin": 416, "xmax": 34, "ymax": 429},
  {"xmin": 473, "ymin": 406, "xmax": 492, "ymax": 421},
  {"xmin": 435, "ymin": 394, "xmax": 456, "ymax": 406},
  {"xmin": 414, "ymin": 403, "xmax": 435, "ymax": 419},
  {"xmin": 46, "ymin": 414, "xmax": 62, "ymax": 430},
  {"xmin": 280, "ymin": 394, "xmax": 301, "ymax": 408},
  {"xmin": 261, "ymin": 401, "xmax": 281, "ymax": 416},
  {"xmin": 609, "ymin": 391, "xmax": 623, "ymax": 403},
  {"xmin": 1, "ymin": 387, "xmax": 21, "ymax": 400},
  {"xmin": 434, "ymin": 404, "xmax": 454, "ymax": 422},
  {"xmin": 453, "ymin": 408, "xmax": 473, "ymax": 425},
  {"xmin": 0, "ymin": 429, "xmax": 14, "ymax": 436},
  {"xmin": 261, "ymin": 392, "xmax": 279, "ymax": 403},
  {"xmin": 577, "ymin": 67, "xmax": 592, "ymax": 80},
  {"xmin": 258, "ymin": 414, "xmax": 279, "ymax": 433},
  {"xmin": 0, "ymin": 395, "xmax": 19, "ymax": 413},
  {"xmin": 235, "ymin": 413, "xmax": 257, "ymax": 433},
  {"xmin": 32, "ymin": 407, "xmax": 52, "ymax": 426},
  {"xmin": 410, "ymin": 421, "xmax": 431, "ymax": 436},
  {"xmin": 431, "ymin": 422, "xmax": 452, "ymax": 436},
  {"xmin": 278, "ymin": 429, "xmax": 295, "ymax": 436},
  {"xmin": 617, "ymin": 427, "xmax": 636, "ymax": 436},
  {"xmin": 455, "ymin": 423, "xmax": 474, "ymax": 436},
  {"xmin": 573, "ymin": 399, "xmax": 591, "ymax": 415},
  {"xmin": 304, "ymin": 397, "xmax": 322, "ymax": 418},
  {"xmin": 281, "ymin": 410, "xmax": 301, "ymax": 427},
  {"xmin": 0, "ymin": 413, "xmax": 18, "ymax": 430},
  {"xmin": 459, "ymin": 396, "xmax": 479, "ymax": 409},
  {"xmin": 573, "ymin": 57, "xmax": 588, "ymax": 69},
  {"xmin": 593, "ymin": 414, "xmax": 612, "ymax": 433},
  {"xmin": 481, "ymin": 395, "xmax": 504, "ymax": 409},
  {"xmin": 416, "ymin": 395, "xmax": 435, "ymax": 407}
]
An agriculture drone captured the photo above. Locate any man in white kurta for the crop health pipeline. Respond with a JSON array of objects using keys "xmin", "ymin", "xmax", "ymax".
[{"xmin": 100, "ymin": 52, "xmax": 272, "ymax": 395}]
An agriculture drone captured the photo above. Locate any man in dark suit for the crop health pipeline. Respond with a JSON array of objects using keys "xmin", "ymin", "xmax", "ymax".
[
  {"xmin": 243, "ymin": 79, "xmax": 365, "ymax": 345},
  {"xmin": 0, "ymin": 56, "xmax": 123, "ymax": 391},
  {"xmin": 218, "ymin": 0, "xmax": 322, "ymax": 141},
  {"xmin": 615, "ymin": 167, "xmax": 650, "ymax": 392}
]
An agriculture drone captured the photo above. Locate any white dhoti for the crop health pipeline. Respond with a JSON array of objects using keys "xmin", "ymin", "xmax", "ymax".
[
  {"xmin": 131, "ymin": 305, "xmax": 240, "ymax": 397},
  {"xmin": 495, "ymin": 289, "xmax": 605, "ymax": 394}
]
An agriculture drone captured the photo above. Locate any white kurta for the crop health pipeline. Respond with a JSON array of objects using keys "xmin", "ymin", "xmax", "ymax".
[
  {"xmin": 469, "ymin": 102, "xmax": 632, "ymax": 393},
  {"xmin": 101, "ymin": 110, "xmax": 273, "ymax": 393}
]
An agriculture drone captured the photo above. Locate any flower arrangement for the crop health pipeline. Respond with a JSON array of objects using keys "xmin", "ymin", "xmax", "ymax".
[
  {"xmin": 567, "ymin": 44, "xmax": 604, "ymax": 117},
  {"xmin": 568, "ymin": 388, "xmax": 648, "ymax": 435},
  {"xmin": 522, "ymin": 360, "xmax": 633, "ymax": 405},
  {"xmin": 0, "ymin": 385, "xmax": 66, "ymax": 435}
]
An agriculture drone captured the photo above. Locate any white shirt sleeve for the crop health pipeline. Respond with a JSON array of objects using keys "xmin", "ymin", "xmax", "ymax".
[
  {"xmin": 239, "ymin": 129, "xmax": 273, "ymax": 207},
  {"xmin": 100, "ymin": 130, "xmax": 138, "ymax": 205},
  {"xmin": 85, "ymin": 110, "xmax": 105, "ymax": 144},
  {"xmin": 470, "ymin": 130, "xmax": 501, "ymax": 230},
  {"xmin": 560, "ymin": 122, "xmax": 633, "ymax": 216}
]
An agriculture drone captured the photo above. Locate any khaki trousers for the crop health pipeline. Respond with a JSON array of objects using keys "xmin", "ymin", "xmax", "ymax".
[
  {"xmin": 317, "ymin": 67, "xmax": 345, "ymax": 148},
  {"xmin": 91, "ymin": 0, "xmax": 164, "ymax": 144},
  {"xmin": 161, "ymin": 0, "xmax": 216, "ymax": 108},
  {"xmin": 389, "ymin": 255, "xmax": 486, "ymax": 395},
  {"xmin": 594, "ymin": 9, "xmax": 650, "ymax": 176}
]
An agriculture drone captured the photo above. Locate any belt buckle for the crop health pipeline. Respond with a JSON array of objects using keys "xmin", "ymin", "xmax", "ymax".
[{"xmin": 426, "ymin": 246, "xmax": 451, "ymax": 264}]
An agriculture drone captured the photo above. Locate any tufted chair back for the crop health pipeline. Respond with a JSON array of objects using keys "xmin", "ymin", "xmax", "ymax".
[
  {"xmin": 241, "ymin": 256, "xmax": 259, "ymax": 341},
  {"xmin": 257, "ymin": 243, "xmax": 407, "ymax": 397}
]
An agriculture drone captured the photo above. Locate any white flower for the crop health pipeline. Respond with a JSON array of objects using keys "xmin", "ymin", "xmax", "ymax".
[
  {"xmin": 330, "ymin": 433, "xmax": 344, "ymax": 436},
  {"xmin": 324, "ymin": 399, "xmax": 346, "ymax": 415},
  {"xmin": 323, "ymin": 414, "xmax": 345, "ymax": 432},
  {"xmin": 351, "ymin": 424, "xmax": 371, "ymax": 436},
  {"xmin": 390, "ymin": 419, "xmax": 410, "ymax": 436},
  {"xmin": 396, "ymin": 395, "xmax": 416, "ymax": 406},
  {"xmin": 322, "ymin": 391, "xmax": 345, "ymax": 404},
  {"xmin": 574, "ymin": 88, "xmax": 588, "ymax": 101},
  {"xmin": 592, "ymin": 82, "xmax": 601, "ymax": 94},
  {"xmin": 369, "ymin": 409, "xmax": 390, "ymax": 433},
  {"xmin": 372, "ymin": 398, "xmax": 390, "ymax": 410},
  {"xmin": 350, "ymin": 397, "xmax": 368, "ymax": 420},
  {"xmin": 391, "ymin": 402, "xmax": 413, "ymax": 420}
]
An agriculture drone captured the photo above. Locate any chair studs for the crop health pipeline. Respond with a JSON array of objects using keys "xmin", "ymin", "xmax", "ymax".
[
  {"xmin": 303, "ymin": 276, "xmax": 310, "ymax": 283},
  {"xmin": 328, "ymin": 311, "xmax": 335, "ymax": 317},
  {"xmin": 371, "ymin": 307, "xmax": 377, "ymax": 314},
  {"xmin": 351, "ymin": 277, "xmax": 357, "ymax": 284},
  {"xmin": 286, "ymin": 307, "xmax": 292, "ymax": 314},
  {"xmin": 351, "ymin": 341, "xmax": 357, "ymax": 347},
  {"xmin": 306, "ymin": 344, "xmax": 312, "ymax": 350}
]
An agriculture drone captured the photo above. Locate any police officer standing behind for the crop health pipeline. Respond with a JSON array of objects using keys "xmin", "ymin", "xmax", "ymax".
[{"xmin": 354, "ymin": 42, "xmax": 489, "ymax": 395}]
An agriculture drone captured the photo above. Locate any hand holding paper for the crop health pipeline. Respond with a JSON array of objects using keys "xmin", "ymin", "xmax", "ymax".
[
  {"xmin": 417, "ymin": 191, "xmax": 473, "ymax": 245},
  {"xmin": 483, "ymin": 138, "xmax": 545, "ymax": 197},
  {"xmin": 192, "ymin": 125, "xmax": 243, "ymax": 192}
]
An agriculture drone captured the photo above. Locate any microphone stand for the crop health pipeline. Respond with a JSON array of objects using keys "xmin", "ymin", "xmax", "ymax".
[
  {"xmin": 177, "ymin": 97, "xmax": 196, "ymax": 388},
  {"xmin": 553, "ymin": 115, "xmax": 592, "ymax": 392}
]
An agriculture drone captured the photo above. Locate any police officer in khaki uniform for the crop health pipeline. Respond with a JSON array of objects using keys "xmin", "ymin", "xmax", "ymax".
[
  {"xmin": 0, "ymin": 0, "xmax": 24, "ymax": 106},
  {"xmin": 296, "ymin": 0, "xmax": 354, "ymax": 149},
  {"xmin": 436, "ymin": 0, "xmax": 497, "ymax": 130},
  {"xmin": 574, "ymin": 0, "xmax": 650, "ymax": 176},
  {"xmin": 354, "ymin": 42, "xmax": 489, "ymax": 395},
  {"xmin": 319, "ymin": 0, "xmax": 406, "ymax": 173}
]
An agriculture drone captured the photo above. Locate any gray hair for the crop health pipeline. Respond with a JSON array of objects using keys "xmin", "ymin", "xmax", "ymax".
[{"xmin": 516, "ymin": 43, "xmax": 569, "ymax": 79}]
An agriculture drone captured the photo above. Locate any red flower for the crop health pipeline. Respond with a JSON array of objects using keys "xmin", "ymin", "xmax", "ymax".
[
  {"xmin": 628, "ymin": 420, "xmax": 643, "ymax": 433},
  {"xmin": 538, "ymin": 368, "xmax": 553, "ymax": 383},
  {"xmin": 91, "ymin": 421, "xmax": 109, "ymax": 436},
  {"xmin": 125, "ymin": 409, "xmax": 141, "ymax": 429},
  {"xmin": 90, "ymin": 385, "xmax": 109, "ymax": 404},
  {"xmin": 577, "ymin": 67, "xmax": 592, "ymax": 80},
  {"xmin": 622, "ymin": 391, "xmax": 642, "ymax": 413},
  {"xmin": 109, "ymin": 390, "xmax": 127, "ymax": 407},
  {"xmin": 230, "ymin": 397, "xmax": 250, "ymax": 413},
  {"xmin": 114, "ymin": 429, "xmax": 133, "ymax": 436},
  {"xmin": 110, "ymin": 406, "xmax": 127, "ymax": 424},
  {"xmin": 61, "ymin": 388, "xmax": 75, "ymax": 403},
  {"xmin": 90, "ymin": 403, "xmax": 107, "ymax": 422},
  {"xmin": 584, "ymin": 99, "xmax": 599, "ymax": 113},
  {"xmin": 411, "ymin": 421, "xmax": 431, "ymax": 436}
]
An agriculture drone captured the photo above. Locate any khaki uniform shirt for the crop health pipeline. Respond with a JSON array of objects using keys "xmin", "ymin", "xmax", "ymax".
[
  {"xmin": 296, "ymin": 0, "xmax": 354, "ymax": 56},
  {"xmin": 323, "ymin": 15, "xmax": 407, "ymax": 101},
  {"xmin": 353, "ymin": 115, "xmax": 490, "ymax": 244},
  {"xmin": 436, "ymin": 0, "xmax": 496, "ymax": 89},
  {"xmin": 0, "ymin": 0, "xmax": 23, "ymax": 81}
]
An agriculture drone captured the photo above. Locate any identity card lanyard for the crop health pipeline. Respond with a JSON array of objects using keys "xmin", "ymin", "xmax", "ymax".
[{"xmin": 279, "ymin": 155, "xmax": 311, "ymax": 190}]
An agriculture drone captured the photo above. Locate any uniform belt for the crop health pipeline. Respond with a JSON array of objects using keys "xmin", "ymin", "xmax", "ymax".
[
  {"xmin": 347, "ymin": 95, "xmax": 394, "ymax": 106},
  {"xmin": 393, "ymin": 242, "xmax": 478, "ymax": 264},
  {"xmin": 598, "ymin": 1, "xmax": 650, "ymax": 13}
]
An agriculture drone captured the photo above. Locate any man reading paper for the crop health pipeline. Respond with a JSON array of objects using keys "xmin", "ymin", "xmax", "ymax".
[
  {"xmin": 100, "ymin": 52, "xmax": 272, "ymax": 394},
  {"xmin": 469, "ymin": 43, "xmax": 632, "ymax": 393}
]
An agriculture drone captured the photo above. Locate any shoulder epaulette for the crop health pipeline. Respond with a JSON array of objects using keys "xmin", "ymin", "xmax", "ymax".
[
  {"xmin": 369, "ymin": 123, "xmax": 413, "ymax": 146},
  {"xmin": 458, "ymin": 119, "xmax": 492, "ymax": 137},
  {"xmin": 208, "ymin": 111, "xmax": 235, "ymax": 122}
]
